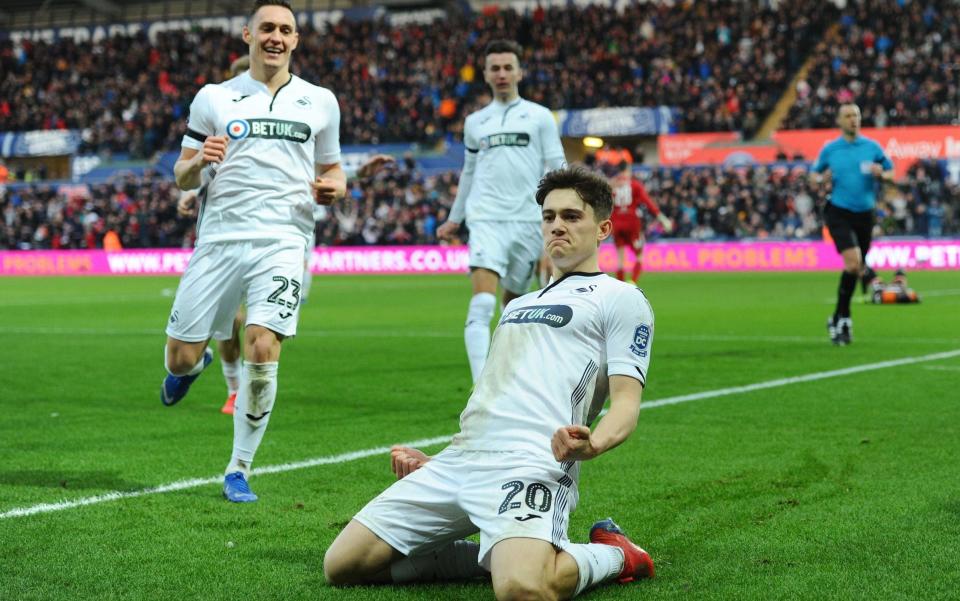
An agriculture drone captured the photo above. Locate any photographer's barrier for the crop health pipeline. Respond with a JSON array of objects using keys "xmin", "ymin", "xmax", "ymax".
[{"xmin": 1, "ymin": 241, "xmax": 958, "ymax": 276}]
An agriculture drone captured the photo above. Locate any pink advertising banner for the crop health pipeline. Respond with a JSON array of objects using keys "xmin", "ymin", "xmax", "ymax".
[
  {"xmin": 598, "ymin": 240, "xmax": 960, "ymax": 272},
  {"xmin": 0, "ymin": 246, "xmax": 471, "ymax": 276},
  {"xmin": 1, "ymin": 241, "xmax": 958, "ymax": 276}
]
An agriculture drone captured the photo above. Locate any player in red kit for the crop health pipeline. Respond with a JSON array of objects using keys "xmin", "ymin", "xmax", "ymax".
[{"xmin": 609, "ymin": 162, "xmax": 672, "ymax": 282}]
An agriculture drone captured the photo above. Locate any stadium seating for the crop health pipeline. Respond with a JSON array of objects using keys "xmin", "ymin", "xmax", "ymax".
[
  {"xmin": 783, "ymin": 0, "xmax": 960, "ymax": 129},
  {"xmin": 1, "ymin": 0, "xmax": 839, "ymax": 151}
]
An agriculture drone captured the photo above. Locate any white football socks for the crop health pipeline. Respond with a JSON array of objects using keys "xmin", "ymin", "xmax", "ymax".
[
  {"xmin": 228, "ymin": 361, "xmax": 278, "ymax": 472},
  {"xmin": 464, "ymin": 292, "xmax": 496, "ymax": 383},
  {"xmin": 221, "ymin": 358, "xmax": 241, "ymax": 395},
  {"xmin": 564, "ymin": 543, "xmax": 624, "ymax": 596}
]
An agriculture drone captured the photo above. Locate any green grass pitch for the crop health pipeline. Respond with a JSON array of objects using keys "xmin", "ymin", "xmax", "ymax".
[{"xmin": 1, "ymin": 270, "xmax": 959, "ymax": 600}]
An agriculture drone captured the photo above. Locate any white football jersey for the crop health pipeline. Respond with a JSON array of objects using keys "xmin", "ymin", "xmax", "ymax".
[
  {"xmin": 453, "ymin": 98, "xmax": 565, "ymax": 223},
  {"xmin": 450, "ymin": 273, "xmax": 654, "ymax": 480},
  {"xmin": 181, "ymin": 71, "xmax": 341, "ymax": 246}
]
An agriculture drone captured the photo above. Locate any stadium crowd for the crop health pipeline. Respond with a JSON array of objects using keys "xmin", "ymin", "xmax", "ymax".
[
  {"xmin": 1, "ymin": 171, "xmax": 187, "ymax": 250},
  {"xmin": 784, "ymin": 0, "xmax": 960, "ymax": 129},
  {"xmin": 646, "ymin": 159, "xmax": 957, "ymax": 240},
  {"xmin": 3, "ymin": 158, "xmax": 956, "ymax": 251},
  {"xmin": 1, "ymin": 0, "xmax": 839, "ymax": 155},
  {"xmin": 3, "ymin": 0, "xmax": 959, "ymax": 253}
]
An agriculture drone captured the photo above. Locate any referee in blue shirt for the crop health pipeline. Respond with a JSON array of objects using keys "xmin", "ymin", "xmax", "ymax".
[{"xmin": 812, "ymin": 103, "xmax": 894, "ymax": 345}]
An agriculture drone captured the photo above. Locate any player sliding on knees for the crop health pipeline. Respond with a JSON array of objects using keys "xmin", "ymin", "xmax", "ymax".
[{"xmin": 324, "ymin": 166, "xmax": 657, "ymax": 599}]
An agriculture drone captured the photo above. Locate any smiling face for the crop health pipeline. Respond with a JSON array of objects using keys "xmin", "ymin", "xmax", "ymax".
[
  {"xmin": 541, "ymin": 189, "xmax": 611, "ymax": 274},
  {"xmin": 483, "ymin": 52, "xmax": 522, "ymax": 102},
  {"xmin": 243, "ymin": 4, "xmax": 298, "ymax": 77}
]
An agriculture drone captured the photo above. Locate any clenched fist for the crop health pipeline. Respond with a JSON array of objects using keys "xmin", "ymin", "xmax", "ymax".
[{"xmin": 551, "ymin": 425, "xmax": 598, "ymax": 462}]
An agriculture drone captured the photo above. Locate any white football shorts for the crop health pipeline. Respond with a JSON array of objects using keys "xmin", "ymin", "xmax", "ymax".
[
  {"xmin": 467, "ymin": 220, "xmax": 543, "ymax": 295},
  {"xmin": 354, "ymin": 448, "xmax": 579, "ymax": 569},
  {"xmin": 165, "ymin": 239, "xmax": 306, "ymax": 342}
]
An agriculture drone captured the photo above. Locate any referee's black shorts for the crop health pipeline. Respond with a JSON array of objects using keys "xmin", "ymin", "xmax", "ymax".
[{"xmin": 824, "ymin": 203, "xmax": 874, "ymax": 255}]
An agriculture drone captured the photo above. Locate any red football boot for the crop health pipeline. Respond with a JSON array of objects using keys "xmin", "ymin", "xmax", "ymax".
[{"xmin": 589, "ymin": 518, "xmax": 655, "ymax": 582}]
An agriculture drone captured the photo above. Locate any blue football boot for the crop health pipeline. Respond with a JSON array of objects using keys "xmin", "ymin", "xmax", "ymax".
[
  {"xmin": 223, "ymin": 471, "xmax": 258, "ymax": 503},
  {"xmin": 160, "ymin": 347, "xmax": 213, "ymax": 406}
]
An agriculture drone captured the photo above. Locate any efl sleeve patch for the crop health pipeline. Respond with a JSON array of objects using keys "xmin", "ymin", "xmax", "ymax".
[
  {"xmin": 604, "ymin": 286, "xmax": 654, "ymax": 380},
  {"xmin": 630, "ymin": 324, "xmax": 651, "ymax": 357}
]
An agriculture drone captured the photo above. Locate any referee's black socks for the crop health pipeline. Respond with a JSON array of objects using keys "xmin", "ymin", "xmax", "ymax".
[
  {"xmin": 860, "ymin": 266, "xmax": 877, "ymax": 294},
  {"xmin": 835, "ymin": 270, "xmax": 858, "ymax": 319}
]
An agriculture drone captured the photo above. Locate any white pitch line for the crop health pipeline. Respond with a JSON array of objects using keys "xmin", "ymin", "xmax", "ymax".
[
  {"xmin": 0, "ymin": 436, "xmax": 451, "ymax": 520},
  {"xmin": 2, "ymin": 349, "xmax": 959, "ymax": 521},
  {"xmin": 641, "ymin": 349, "xmax": 960, "ymax": 409}
]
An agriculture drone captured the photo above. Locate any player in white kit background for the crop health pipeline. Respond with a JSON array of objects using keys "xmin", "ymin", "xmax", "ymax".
[
  {"xmin": 324, "ymin": 166, "xmax": 656, "ymax": 599},
  {"xmin": 160, "ymin": 0, "xmax": 346, "ymax": 503},
  {"xmin": 437, "ymin": 39, "xmax": 567, "ymax": 384}
]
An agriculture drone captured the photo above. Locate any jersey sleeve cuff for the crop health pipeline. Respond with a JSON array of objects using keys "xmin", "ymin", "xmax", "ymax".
[
  {"xmin": 607, "ymin": 361, "xmax": 646, "ymax": 386},
  {"xmin": 316, "ymin": 152, "xmax": 341, "ymax": 165}
]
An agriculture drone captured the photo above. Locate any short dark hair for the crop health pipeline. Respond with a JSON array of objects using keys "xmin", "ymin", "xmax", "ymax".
[
  {"xmin": 250, "ymin": 0, "xmax": 293, "ymax": 17},
  {"xmin": 535, "ymin": 166, "xmax": 613, "ymax": 221},
  {"xmin": 484, "ymin": 39, "xmax": 522, "ymax": 60}
]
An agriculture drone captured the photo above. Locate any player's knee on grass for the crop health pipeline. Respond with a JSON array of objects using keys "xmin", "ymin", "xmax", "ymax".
[
  {"xmin": 490, "ymin": 538, "xmax": 574, "ymax": 601},
  {"xmin": 492, "ymin": 570, "xmax": 559, "ymax": 601},
  {"xmin": 323, "ymin": 522, "xmax": 395, "ymax": 586},
  {"xmin": 322, "ymin": 547, "xmax": 358, "ymax": 586}
]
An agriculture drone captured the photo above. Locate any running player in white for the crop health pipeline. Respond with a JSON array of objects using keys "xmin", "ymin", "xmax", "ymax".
[
  {"xmin": 160, "ymin": 0, "xmax": 346, "ymax": 503},
  {"xmin": 437, "ymin": 39, "xmax": 566, "ymax": 384},
  {"xmin": 325, "ymin": 166, "xmax": 656, "ymax": 599},
  {"xmin": 178, "ymin": 152, "xmax": 394, "ymax": 416}
]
